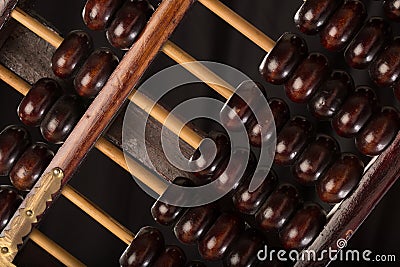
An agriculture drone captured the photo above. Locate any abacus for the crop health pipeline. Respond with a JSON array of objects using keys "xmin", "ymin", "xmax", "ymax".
[{"xmin": 0, "ymin": 0, "xmax": 399, "ymax": 266}]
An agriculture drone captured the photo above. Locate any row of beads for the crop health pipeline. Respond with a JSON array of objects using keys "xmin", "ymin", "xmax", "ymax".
[
  {"xmin": 83, "ymin": 0, "xmax": 153, "ymax": 49},
  {"xmin": 151, "ymin": 173, "xmax": 326, "ymax": 266},
  {"xmin": 294, "ymin": 0, "xmax": 400, "ymax": 101},
  {"xmin": 51, "ymin": 0, "xmax": 154, "ymax": 100},
  {"xmin": 259, "ymin": 32, "xmax": 400, "ymax": 156},
  {"xmin": 211, "ymin": 91, "xmax": 385, "ymax": 202},
  {"xmin": 119, "ymin": 226, "xmax": 205, "ymax": 267},
  {"xmin": 189, "ymin": 117, "xmax": 365, "ymax": 204}
]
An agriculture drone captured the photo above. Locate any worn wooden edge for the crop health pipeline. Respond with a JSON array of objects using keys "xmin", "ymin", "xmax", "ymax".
[{"xmin": 296, "ymin": 132, "xmax": 400, "ymax": 267}]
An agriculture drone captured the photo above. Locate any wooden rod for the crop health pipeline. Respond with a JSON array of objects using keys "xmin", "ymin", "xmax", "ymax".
[
  {"xmin": 128, "ymin": 92, "xmax": 202, "ymax": 148},
  {"xmin": 0, "ymin": 64, "xmax": 30, "ymax": 95},
  {"xmin": 162, "ymin": 41, "xmax": 234, "ymax": 99},
  {"xmin": 10, "ymin": 8, "xmax": 202, "ymax": 149},
  {"xmin": 29, "ymin": 228, "xmax": 86, "ymax": 267},
  {"xmin": 198, "ymin": 0, "xmax": 276, "ymax": 52},
  {"xmin": 61, "ymin": 185, "xmax": 134, "ymax": 245},
  {"xmin": 10, "ymin": 8, "xmax": 63, "ymax": 48}
]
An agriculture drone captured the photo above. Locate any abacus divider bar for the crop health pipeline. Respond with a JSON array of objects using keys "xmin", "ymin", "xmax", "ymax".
[
  {"xmin": 198, "ymin": 0, "xmax": 276, "ymax": 52},
  {"xmin": 9, "ymin": 7, "xmax": 202, "ymax": 149},
  {"xmin": 10, "ymin": 7, "xmax": 63, "ymax": 48},
  {"xmin": 61, "ymin": 185, "xmax": 134, "ymax": 245},
  {"xmin": 29, "ymin": 228, "xmax": 86, "ymax": 267}
]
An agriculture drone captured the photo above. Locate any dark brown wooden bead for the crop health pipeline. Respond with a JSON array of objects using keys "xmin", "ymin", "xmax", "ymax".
[
  {"xmin": 174, "ymin": 204, "xmax": 218, "ymax": 244},
  {"xmin": 40, "ymin": 95, "xmax": 85, "ymax": 144},
  {"xmin": 119, "ymin": 226, "xmax": 164, "ymax": 267},
  {"xmin": 332, "ymin": 86, "xmax": 378, "ymax": 138},
  {"xmin": 18, "ymin": 78, "xmax": 63, "ymax": 126},
  {"xmin": 369, "ymin": 37, "xmax": 400, "ymax": 87},
  {"xmin": 293, "ymin": 135, "xmax": 339, "ymax": 185},
  {"xmin": 355, "ymin": 106, "xmax": 400, "ymax": 156},
  {"xmin": 151, "ymin": 177, "xmax": 194, "ymax": 226},
  {"xmin": 285, "ymin": 53, "xmax": 330, "ymax": 103},
  {"xmin": 186, "ymin": 261, "xmax": 207, "ymax": 267},
  {"xmin": 255, "ymin": 184, "xmax": 301, "ymax": 232},
  {"xmin": 308, "ymin": 70, "xmax": 354, "ymax": 120},
  {"xmin": 233, "ymin": 170, "xmax": 278, "ymax": 215},
  {"xmin": 317, "ymin": 153, "xmax": 364, "ymax": 203},
  {"xmin": 10, "ymin": 143, "xmax": 54, "ymax": 191},
  {"xmin": 211, "ymin": 148, "xmax": 256, "ymax": 193},
  {"xmin": 198, "ymin": 213, "xmax": 244, "ymax": 261},
  {"xmin": 280, "ymin": 203, "xmax": 326, "ymax": 249},
  {"xmin": 0, "ymin": 125, "xmax": 31, "ymax": 176},
  {"xmin": 82, "ymin": 0, "xmax": 123, "ymax": 30},
  {"xmin": 220, "ymin": 81, "xmax": 265, "ymax": 131},
  {"xmin": 383, "ymin": 0, "xmax": 400, "ymax": 22},
  {"xmin": 259, "ymin": 33, "xmax": 308, "ymax": 85},
  {"xmin": 223, "ymin": 228, "xmax": 264, "ymax": 267},
  {"xmin": 0, "ymin": 186, "xmax": 23, "ymax": 230},
  {"xmin": 294, "ymin": 0, "xmax": 342, "ymax": 34},
  {"xmin": 275, "ymin": 116, "xmax": 314, "ymax": 165},
  {"xmin": 51, "ymin": 30, "xmax": 93, "ymax": 79},
  {"xmin": 320, "ymin": 0, "xmax": 367, "ymax": 51},
  {"xmin": 74, "ymin": 48, "xmax": 119, "ymax": 98},
  {"xmin": 248, "ymin": 98, "xmax": 290, "ymax": 147},
  {"xmin": 152, "ymin": 245, "xmax": 186, "ymax": 267},
  {"xmin": 106, "ymin": 0, "xmax": 154, "ymax": 49},
  {"xmin": 189, "ymin": 131, "xmax": 230, "ymax": 182},
  {"xmin": 345, "ymin": 17, "xmax": 391, "ymax": 69}
]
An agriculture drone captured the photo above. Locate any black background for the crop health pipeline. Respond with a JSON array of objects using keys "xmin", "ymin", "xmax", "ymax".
[{"xmin": 0, "ymin": 0, "xmax": 398, "ymax": 266}]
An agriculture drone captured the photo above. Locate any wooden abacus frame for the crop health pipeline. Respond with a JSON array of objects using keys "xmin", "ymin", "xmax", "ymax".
[{"xmin": 0, "ymin": 0, "xmax": 398, "ymax": 266}]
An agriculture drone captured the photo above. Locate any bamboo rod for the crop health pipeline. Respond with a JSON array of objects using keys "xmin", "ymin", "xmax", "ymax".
[
  {"xmin": 198, "ymin": 0, "xmax": 276, "ymax": 52},
  {"xmin": 162, "ymin": 41, "xmax": 234, "ymax": 99},
  {"xmin": 61, "ymin": 185, "xmax": 134, "ymax": 245},
  {"xmin": 11, "ymin": 8, "xmax": 63, "ymax": 48},
  {"xmin": 29, "ymin": 229, "xmax": 86, "ymax": 267},
  {"xmin": 128, "ymin": 92, "xmax": 202, "ymax": 148}
]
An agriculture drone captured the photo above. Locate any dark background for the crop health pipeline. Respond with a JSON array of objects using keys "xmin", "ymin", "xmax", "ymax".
[{"xmin": 0, "ymin": 0, "xmax": 398, "ymax": 266}]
